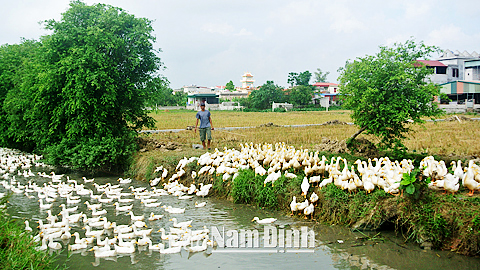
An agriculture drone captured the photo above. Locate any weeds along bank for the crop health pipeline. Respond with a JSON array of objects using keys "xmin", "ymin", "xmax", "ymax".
[
  {"xmin": 0, "ymin": 196, "xmax": 59, "ymax": 269},
  {"xmin": 129, "ymin": 141, "xmax": 480, "ymax": 256}
]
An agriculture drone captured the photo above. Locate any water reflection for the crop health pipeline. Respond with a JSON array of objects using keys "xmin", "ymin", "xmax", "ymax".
[{"xmin": 2, "ymin": 168, "xmax": 480, "ymax": 270}]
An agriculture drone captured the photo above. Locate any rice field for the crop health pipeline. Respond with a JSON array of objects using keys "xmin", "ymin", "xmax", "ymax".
[
  {"xmin": 144, "ymin": 110, "xmax": 480, "ymax": 157},
  {"xmin": 147, "ymin": 110, "xmax": 352, "ymax": 130}
]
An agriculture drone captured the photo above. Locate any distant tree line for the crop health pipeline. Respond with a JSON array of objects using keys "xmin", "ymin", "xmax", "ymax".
[
  {"xmin": 0, "ymin": 1, "xmax": 167, "ymax": 172},
  {"xmin": 240, "ymin": 68, "xmax": 329, "ymax": 110}
]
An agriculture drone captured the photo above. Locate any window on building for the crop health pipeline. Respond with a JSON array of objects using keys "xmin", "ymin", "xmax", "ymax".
[
  {"xmin": 436, "ymin": 67, "xmax": 447, "ymax": 74},
  {"xmin": 452, "ymin": 68, "xmax": 459, "ymax": 77}
]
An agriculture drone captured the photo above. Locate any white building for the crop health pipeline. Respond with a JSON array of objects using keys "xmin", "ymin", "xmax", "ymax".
[
  {"xmin": 240, "ymin": 72, "xmax": 255, "ymax": 90},
  {"xmin": 436, "ymin": 49, "xmax": 480, "ymax": 82}
]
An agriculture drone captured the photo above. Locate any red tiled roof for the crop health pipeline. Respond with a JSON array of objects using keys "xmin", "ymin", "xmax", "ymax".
[
  {"xmin": 312, "ymin": 82, "xmax": 338, "ymax": 87},
  {"xmin": 414, "ymin": 60, "xmax": 446, "ymax": 67}
]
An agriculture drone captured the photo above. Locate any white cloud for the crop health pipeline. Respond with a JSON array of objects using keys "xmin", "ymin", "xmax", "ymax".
[
  {"xmin": 403, "ymin": 1, "xmax": 432, "ymax": 19},
  {"xmin": 271, "ymin": 0, "xmax": 317, "ymax": 24},
  {"xmin": 235, "ymin": 28, "xmax": 253, "ymax": 36},
  {"xmin": 324, "ymin": 2, "xmax": 366, "ymax": 34},
  {"xmin": 201, "ymin": 22, "xmax": 234, "ymax": 35},
  {"xmin": 426, "ymin": 24, "xmax": 480, "ymax": 52},
  {"xmin": 1, "ymin": 0, "xmax": 479, "ymax": 89}
]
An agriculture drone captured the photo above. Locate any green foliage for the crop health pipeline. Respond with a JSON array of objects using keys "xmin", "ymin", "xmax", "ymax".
[
  {"xmin": 314, "ymin": 68, "xmax": 330, "ymax": 83},
  {"xmin": 145, "ymin": 76, "xmax": 186, "ymax": 107},
  {"xmin": 247, "ymin": 81, "xmax": 285, "ymax": 110},
  {"xmin": 225, "ymin": 80, "xmax": 235, "ymax": 91},
  {"xmin": 231, "ymin": 169, "xmax": 257, "ymax": 204},
  {"xmin": 0, "ymin": 40, "xmax": 41, "ymax": 151},
  {"xmin": 287, "ymin": 85, "xmax": 314, "ymax": 106},
  {"xmin": 287, "ymin": 71, "xmax": 312, "ymax": 86},
  {"xmin": 400, "ymin": 168, "xmax": 431, "ymax": 200},
  {"xmin": 0, "ymin": 1, "xmax": 161, "ymax": 172},
  {"xmin": 338, "ymin": 39, "xmax": 444, "ymax": 150},
  {"xmin": 0, "ymin": 195, "xmax": 61, "ymax": 269},
  {"xmin": 230, "ymin": 169, "xmax": 292, "ymax": 209}
]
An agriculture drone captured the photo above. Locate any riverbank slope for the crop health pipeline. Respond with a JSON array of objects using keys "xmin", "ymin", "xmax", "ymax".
[{"xmin": 128, "ymin": 134, "xmax": 480, "ymax": 256}]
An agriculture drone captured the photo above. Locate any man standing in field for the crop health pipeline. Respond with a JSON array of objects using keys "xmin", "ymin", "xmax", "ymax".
[{"xmin": 195, "ymin": 102, "xmax": 214, "ymax": 150}]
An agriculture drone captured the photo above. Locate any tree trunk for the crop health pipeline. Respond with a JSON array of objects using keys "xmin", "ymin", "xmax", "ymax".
[{"xmin": 349, "ymin": 126, "xmax": 367, "ymax": 142}]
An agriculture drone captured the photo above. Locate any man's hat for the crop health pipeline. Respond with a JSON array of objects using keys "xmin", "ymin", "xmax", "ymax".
[{"xmin": 200, "ymin": 102, "xmax": 205, "ymax": 106}]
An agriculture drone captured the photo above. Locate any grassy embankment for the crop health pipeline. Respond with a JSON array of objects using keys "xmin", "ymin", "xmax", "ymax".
[
  {"xmin": 0, "ymin": 195, "xmax": 60, "ymax": 269},
  {"xmin": 129, "ymin": 110, "xmax": 480, "ymax": 255}
]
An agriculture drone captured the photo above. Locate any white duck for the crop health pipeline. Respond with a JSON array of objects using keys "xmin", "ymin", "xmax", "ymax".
[
  {"xmin": 157, "ymin": 228, "xmax": 180, "ymax": 241},
  {"xmin": 162, "ymin": 205, "xmax": 185, "ymax": 214},
  {"xmin": 148, "ymin": 212, "xmax": 164, "ymax": 221},
  {"xmin": 47, "ymin": 236, "xmax": 62, "ymax": 250},
  {"xmin": 186, "ymin": 238, "xmax": 210, "ymax": 253},
  {"xmin": 84, "ymin": 201, "xmax": 102, "ymax": 210},
  {"xmin": 91, "ymin": 246, "xmax": 117, "ymax": 257},
  {"xmin": 38, "ymin": 198, "xmax": 52, "ymax": 209},
  {"xmin": 83, "ymin": 225, "xmax": 104, "ymax": 238},
  {"xmin": 68, "ymin": 239, "xmax": 88, "ymax": 251},
  {"xmin": 35, "ymin": 238, "xmax": 48, "ymax": 251},
  {"xmin": 24, "ymin": 220, "xmax": 33, "ymax": 232},
  {"xmin": 301, "ymin": 177, "xmax": 310, "ymax": 197},
  {"xmin": 132, "ymin": 224, "xmax": 153, "ymax": 237},
  {"xmin": 290, "ymin": 196, "xmax": 299, "ymax": 215},
  {"xmin": 158, "ymin": 243, "xmax": 182, "ymax": 254},
  {"xmin": 128, "ymin": 211, "xmax": 144, "ymax": 221},
  {"xmin": 170, "ymin": 218, "xmax": 192, "ymax": 228},
  {"xmin": 252, "ymin": 217, "xmax": 277, "ymax": 224},
  {"xmin": 113, "ymin": 202, "xmax": 133, "ymax": 212},
  {"xmin": 463, "ymin": 167, "xmax": 480, "ymax": 196},
  {"xmin": 195, "ymin": 201, "xmax": 206, "ymax": 208},
  {"xmin": 444, "ymin": 173, "xmax": 460, "ymax": 194},
  {"xmin": 136, "ymin": 233, "xmax": 152, "ymax": 246},
  {"xmin": 303, "ymin": 202, "xmax": 314, "ymax": 219},
  {"xmin": 309, "ymin": 192, "xmax": 319, "ymax": 205}
]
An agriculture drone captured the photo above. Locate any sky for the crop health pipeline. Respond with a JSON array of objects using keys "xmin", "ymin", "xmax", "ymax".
[{"xmin": 1, "ymin": 0, "xmax": 479, "ymax": 89}]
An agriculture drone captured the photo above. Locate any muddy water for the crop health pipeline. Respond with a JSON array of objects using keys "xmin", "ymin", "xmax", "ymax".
[{"xmin": 3, "ymin": 170, "xmax": 480, "ymax": 270}]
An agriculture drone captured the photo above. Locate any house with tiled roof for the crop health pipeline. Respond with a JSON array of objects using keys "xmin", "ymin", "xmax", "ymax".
[{"xmin": 312, "ymin": 82, "xmax": 339, "ymax": 104}]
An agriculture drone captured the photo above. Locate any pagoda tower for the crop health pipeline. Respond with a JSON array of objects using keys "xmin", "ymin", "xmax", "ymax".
[{"xmin": 240, "ymin": 72, "xmax": 255, "ymax": 90}]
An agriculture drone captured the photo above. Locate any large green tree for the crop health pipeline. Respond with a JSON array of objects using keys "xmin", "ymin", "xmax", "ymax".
[
  {"xmin": 248, "ymin": 81, "xmax": 285, "ymax": 110},
  {"xmin": 2, "ymin": 1, "xmax": 162, "ymax": 172},
  {"xmin": 0, "ymin": 40, "xmax": 41, "ymax": 151},
  {"xmin": 338, "ymin": 39, "xmax": 443, "ymax": 150},
  {"xmin": 287, "ymin": 71, "xmax": 312, "ymax": 87},
  {"xmin": 287, "ymin": 85, "xmax": 313, "ymax": 106}
]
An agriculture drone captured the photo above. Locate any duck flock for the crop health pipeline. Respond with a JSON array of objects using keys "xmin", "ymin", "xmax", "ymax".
[
  {"xmin": 170, "ymin": 142, "xmax": 480, "ymax": 219},
  {"xmin": 1, "ymin": 141, "xmax": 480, "ymax": 259},
  {"xmin": 0, "ymin": 147, "xmax": 224, "ymax": 259}
]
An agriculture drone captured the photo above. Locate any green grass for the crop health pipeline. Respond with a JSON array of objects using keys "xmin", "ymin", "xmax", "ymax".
[{"xmin": 0, "ymin": 195, "xmax": 61, "ymax": 270}]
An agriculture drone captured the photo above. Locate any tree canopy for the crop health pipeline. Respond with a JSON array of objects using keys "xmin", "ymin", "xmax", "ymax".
[
  {"xmin": 287, "ymin": 71, "xmax": 312, "ymax": 87},
  {"xmin": 225, "ymin": 80, "xmax": 235, "ymax": 91},
  {"xmin": 0, "ymin": 1, "xmax": 162, "ymax": 172},
  {"xmin": 338, "ymin": 39, "xmax": 443, "ymax": 150},
  {"xmin": 287, "ymin": 85, "xmax": 313, "ymax": 106},
  {"xmin": 144, "ymin": 76, "xmax": 186, "ymax": 107},
  {"xmin": 247, "ymin": 81, "xmax": 285, "ymax": 110},
  {"xmin": 314, "ymin": 68, "xmax": 330, "ymax": 82}
]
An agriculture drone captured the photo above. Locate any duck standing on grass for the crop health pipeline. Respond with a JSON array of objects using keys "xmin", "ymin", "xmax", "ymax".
[{"xmin": 301, "ymin": 177, "xmax": 310, "ymax": 198}]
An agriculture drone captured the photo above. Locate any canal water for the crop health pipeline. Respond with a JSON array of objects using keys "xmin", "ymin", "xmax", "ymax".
[{"xmin": 2, "ymin": 168, "xmax": 480, "ymax": 270}]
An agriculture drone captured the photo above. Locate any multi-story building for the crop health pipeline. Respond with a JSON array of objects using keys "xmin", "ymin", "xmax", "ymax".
[
  {"xmin": 432, "ymin": 50, "xmax": 480, "ymax": 110},
  {"xmin": 240, "ymin": 72, "xmax": 255, "ymax": 90}
]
